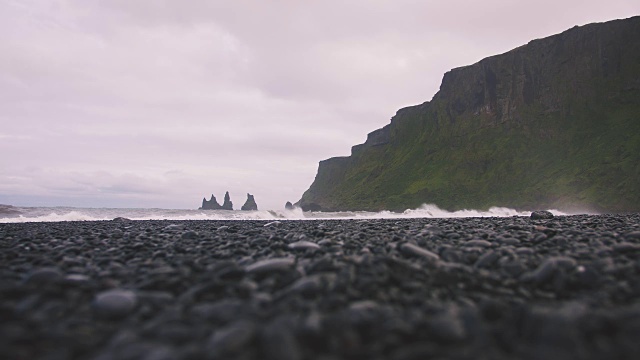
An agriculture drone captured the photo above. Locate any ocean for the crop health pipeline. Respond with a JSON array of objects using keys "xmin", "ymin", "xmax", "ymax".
[{"xmin": 0, "ymin": 204, "xmax": 567, "ymax": 223}]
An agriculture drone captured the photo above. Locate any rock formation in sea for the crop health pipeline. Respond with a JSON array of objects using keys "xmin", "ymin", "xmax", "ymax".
[
  {"xmin": 285, "ymin": 201, "xmax": 295, "ymax": 210},
  {"xmin": 241, "ymin": 194, "xmax": 258, "ymax": 211},
  {"xmin": 199, "ymin": 192, "xmax": 234, "ymax": 210},
  {"xmin": 222, "ymin": 191, "xmax": 233, "ymax": 210},
  {"xmin": 297, "ymin": 16, "xmax": 640, "ymax": 213},
  {"xmin": 200, "ymin": 195, "xmax": 223, "ymax": 210}
]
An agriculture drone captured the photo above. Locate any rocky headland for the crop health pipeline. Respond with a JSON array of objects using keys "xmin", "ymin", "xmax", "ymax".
[
  {"xmin": 1, "ymin": 214, "xmax": 640, "ymax": 359},
  {"xmin": 297, "ymin": 16, "xmax": 640, "ymax": 213}
]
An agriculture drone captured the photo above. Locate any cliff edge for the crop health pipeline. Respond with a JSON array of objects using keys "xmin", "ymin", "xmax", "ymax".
[{"xmin": 298, "ymin": 16, "xmax": 640, "ymax": 213}]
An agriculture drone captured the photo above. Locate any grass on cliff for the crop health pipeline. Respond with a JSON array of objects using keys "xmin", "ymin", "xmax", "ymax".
[{"xmin": 315, "ymin": 89, "xmax": 640, "ymax": 212}]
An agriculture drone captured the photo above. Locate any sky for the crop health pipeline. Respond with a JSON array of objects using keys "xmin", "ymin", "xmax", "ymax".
[{"xmin": 1, "ymin": 1, "xmax": 638, "ymax": 210}]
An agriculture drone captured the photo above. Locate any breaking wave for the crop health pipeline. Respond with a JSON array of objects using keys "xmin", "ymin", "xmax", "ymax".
[{"xmin": 0, "ymin": 204, "xmax": 568, "ymax": 223}]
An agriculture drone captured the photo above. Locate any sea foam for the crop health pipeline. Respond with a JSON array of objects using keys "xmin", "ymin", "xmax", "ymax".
[{"xmin": 0, "ymin": 204, "xmax": 569, "ymax": 223}]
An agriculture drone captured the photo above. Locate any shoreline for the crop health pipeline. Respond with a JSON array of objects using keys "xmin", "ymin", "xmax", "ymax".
[{"xmin": 2, "ymin": 214, "xmax": 639, "ymax": 359}]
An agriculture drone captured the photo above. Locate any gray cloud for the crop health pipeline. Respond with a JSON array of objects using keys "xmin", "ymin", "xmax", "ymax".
[{"xmin": 1, "ymin": 0, "xmax": 638, "ymax": 210}]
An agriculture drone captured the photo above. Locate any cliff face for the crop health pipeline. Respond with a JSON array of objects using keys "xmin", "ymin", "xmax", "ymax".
[{"xmin": 298, "ymin": 16, "xmax": 640, "ymax": 213}]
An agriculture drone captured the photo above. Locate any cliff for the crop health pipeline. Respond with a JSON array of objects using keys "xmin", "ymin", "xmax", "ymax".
[{"xmin": 297, "ymin": 16, "xmax": 640, "ymax": 213}]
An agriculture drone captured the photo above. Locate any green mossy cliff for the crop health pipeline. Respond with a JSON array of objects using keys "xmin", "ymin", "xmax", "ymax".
[{"xmin": 298, "ymin": 16, "xmax": 640, "ymax": 213}]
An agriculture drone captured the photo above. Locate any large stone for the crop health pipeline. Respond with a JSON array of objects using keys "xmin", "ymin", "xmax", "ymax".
[
  {"xmin": 93, "ymin": 289, "xmax": 138, "ymax": 319},
  {"xmin": 222, "ymin": 191, "xmax": 233, "ymax": 210},
  {"xmin": 200, "ymin": 194, "xmax": 222, "ymax": 210},
  {"xmin": 531, "ymin": 211, "xmax": 555, "ymax": 220},
  {"xmin": 241, "ymin": 193, "xmax": 258, "ymax": 211}
]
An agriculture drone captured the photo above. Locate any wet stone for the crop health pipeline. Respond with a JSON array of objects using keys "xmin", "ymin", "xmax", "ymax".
[
  {"xmin": 287, "ymin": 241, "xmax": 321, "ymax": 251},
  {"xmin": 245, "ymin": 258, "xmax": 296, "ymax": 274},
  {"xmin": 261, "ymin": 318, "xmax": 302, "ymax": 360},
  {"xmin": 613, "ymin": 242, "xmax": 640, "ymax": 253},
  {"xmin": 93, "ymin": 289, "xmax": 138, "ymax": 319},
  {"xmin": 26, "ymin": 267, "xmax": 64, "ymax": 285},
  {"xmin": 522, "ymin": 257, "xmax": 577, "ymax": 284},
  {"xmin": 531, "ymin": 211, "xmax": 554, "ymax": 220},
  {"xmin": 623, "ymin": 231, "xmax": 640, "ymax": 240},
  {"xmin": 190, "ymin": 299, "xmax": 246, "ymax": 323},
  {"xmin": 64, "ymin": 273, "xmax": 91, "ymax": 285},
  {"xmin": 181, "ymin": 230, "xmax": 198, "ymax": 239},
  {"xmin": 464, "ymin": 240, "xmax": 493, "ymax": 248},
  {"xmin": 162, "ymin": 224, "xmax": 183, "ymax": 231},
  {"xmin": 399, "ymin": 243, "xmax": 440, "ymax": 262},
  {"xmin": 207, "ymin": 320, "xmax": 256, "ymax": 356},
  {"xmin": 474, "ymin": 250, "xmax": 500, "ymax": 268}
]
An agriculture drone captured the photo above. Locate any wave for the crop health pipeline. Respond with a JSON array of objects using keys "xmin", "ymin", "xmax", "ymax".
[{"xmin": 0, "ymin": 204, "xmax": 569, "ymax": 223}]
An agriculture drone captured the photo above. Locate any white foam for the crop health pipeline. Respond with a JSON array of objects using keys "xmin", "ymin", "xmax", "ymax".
[
  {"xmin": 1, "ymin": 211, "xmax": 109, "ymax": 223},
  {"xmin": 0, "ymin": 204, "xmax": 568, "ymax": 223}
]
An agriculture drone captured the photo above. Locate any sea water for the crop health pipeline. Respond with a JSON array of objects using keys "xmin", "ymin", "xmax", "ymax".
[{"xmin": 0, "ymin": 204, "xmax": 567, "ymax": 223}]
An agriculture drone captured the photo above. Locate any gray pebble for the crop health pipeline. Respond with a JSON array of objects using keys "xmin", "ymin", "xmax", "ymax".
[
  {"xmin": 207, "ymin": 320, "xmax": 256, "ymax": 355},
  {"xmin": 93, "ymin": 289, "xmax": 138, "ymax": 319},
  {"xmin": 522, "ymin": 256, "xmax": 577, "ymax": 283},
  {"xmin": 399, "ymin": 243, "xmax": 440, "ymax": 262},
  {"xmin": 613, "ymin": 242, "xmax": 640, "ymax": 253},
  {"xmin": 26, "ymin": 267, "xmax": 64, "ymax": 284},
  {"xmin": 464, "ymin": 240, "xmax": 493, "ymax": 248},
  {"xmin": 181, "ymin": 230, "xmax": 198, "ymax": 239},
  {"xmin": 245, "ymin": 258, "xmax": 296, "ymax": 274},
  {"xmin": 474, "ymin": 250, "xmax": 500, "ymax": 268},
  {"xmin": 623, "ymin": 231, "xmax": 640, "ymax": 240},
  {"xmin": 531, "ymin": 211, "xmax": 554, "ymax": 220},
  {"xmin": 287, "ymin": 241, "xmax": 320, "ymax": 251}
]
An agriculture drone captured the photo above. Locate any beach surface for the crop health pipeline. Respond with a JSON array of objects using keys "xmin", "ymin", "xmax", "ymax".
[{"xmin": 1, "ymin": 214, "xmax": 640, "ymax": 359}]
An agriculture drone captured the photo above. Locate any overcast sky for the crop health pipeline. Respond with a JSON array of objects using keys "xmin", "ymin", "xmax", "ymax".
[{"xmin": 1, "ymin": 1, "xmax": 638, "ymax": 210}]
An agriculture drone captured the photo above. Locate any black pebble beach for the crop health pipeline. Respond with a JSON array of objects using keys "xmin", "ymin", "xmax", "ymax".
[{"xmin": 2, "ymin": 214, "xmax": 640, "ymax": 360}]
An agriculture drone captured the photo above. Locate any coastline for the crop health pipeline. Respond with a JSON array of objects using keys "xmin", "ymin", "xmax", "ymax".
[{"xmin": 1, "ymin": 214, "xmax": 639, "ymax": 359}]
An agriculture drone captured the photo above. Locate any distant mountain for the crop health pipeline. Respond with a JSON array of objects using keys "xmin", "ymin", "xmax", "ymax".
[{"xmin": 298, "ymin": 16, "xmax": 640, "ymax": 213}]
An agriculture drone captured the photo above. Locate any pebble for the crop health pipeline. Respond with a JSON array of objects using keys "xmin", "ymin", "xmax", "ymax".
[
  {"xmin": 181, "ymin": 230, "xmax": 198, "ymax": 239},
  {"xmin": 623, "ymin": 231, "xmax": 640, "ymax": 240},
  {"xmin": 474, "ymin": 250, "xmax": 500, "ymax": 268},
  {"xmin": 531, "ymin": 211, "xmax": 554, "ymax": 220},
  {"xmin": 245, "ymin": 257, "xmax": 296, "ymax": 274},
  {"xmin": 207, "ymin": 320, "xmax": 256, "ymax": 355},
  {"xmin": 464, "ymin": 240, "xmax": 493, "ymax": 248},
  {"xmin": 93, "ymin": 289, "xmax": 138, "ymax": 319},
  {"xmin": 26, "ymin": 267, "xmax": 64, "ymax": 285},
  {"xmin": 261, "ymin": 318, "xmax": 302, "ymax": 360},
  {"xmin": 613, "ymin": 242, "xmax": 640, "ymax": 253},
  {"xmin": 522, "ymin": 256, "xmax": 577, "ymax": 283},
  {"xmin": 287, "ymin": 241, "xmax": 321, "ymax": 251},
  {"xmin": 399, "ymin": 242, "xmax": 440, "ymax": 262}
]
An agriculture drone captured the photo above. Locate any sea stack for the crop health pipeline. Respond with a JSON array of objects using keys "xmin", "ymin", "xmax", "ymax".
[
  {"xmin": 241, "ymin": 194, "xmax": 258, "ymax": 211},
  {"xmin": 285, "ymin": 201, "xmax": 295, "ymax": 210},
  {"xmin": 200, "ymin": 195, "xmax": 222, "ymax": 210},
  {"xmin": 222, "ymin": 191, "xmax": 233, "ymax": 210}
]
